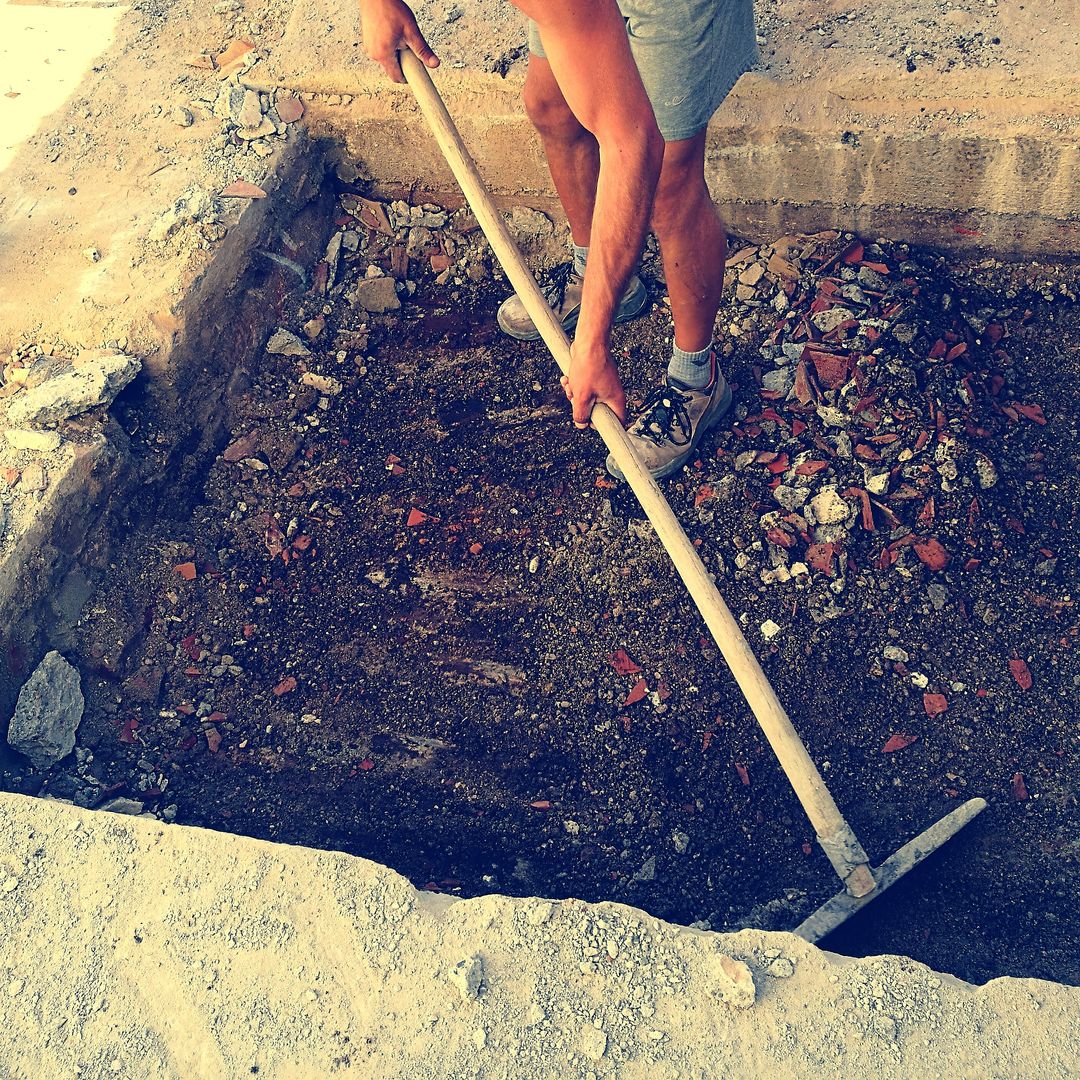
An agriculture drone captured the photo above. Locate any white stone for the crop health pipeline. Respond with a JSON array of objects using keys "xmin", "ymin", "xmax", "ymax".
[
  {"xmin": 808, "ymin": 487, "xmax": 851, "ymax": 526},
  {"xmin": 760, "ymin": 619, "xmax": 782, "ymax": 641},
  {"xmin": 4, "ymin": 425, "xmax": 61, "ymax": 451}
]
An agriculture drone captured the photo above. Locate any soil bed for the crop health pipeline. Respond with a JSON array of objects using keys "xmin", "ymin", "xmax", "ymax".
[{"xmin": 7, "ymin": 194, "xmax": 1077, "ymax": 987}]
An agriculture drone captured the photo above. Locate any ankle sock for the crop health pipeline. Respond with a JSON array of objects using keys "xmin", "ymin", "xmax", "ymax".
[
  {"xmin": 572, "ymin": 243, "xmax": 589, "ymax": 277},
  {"xmin": 668, "ymin": 341, "xmax": 714, "ymax": 390}
]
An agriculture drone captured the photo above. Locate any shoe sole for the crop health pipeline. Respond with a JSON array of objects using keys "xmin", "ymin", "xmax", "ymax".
[
  {"xmin": 497, "ymin": 279, "xmax": 650, "ymax": 342},
  {"xmin": 606, "ymin": 383, "xmax": 733, "ymax": 483}
]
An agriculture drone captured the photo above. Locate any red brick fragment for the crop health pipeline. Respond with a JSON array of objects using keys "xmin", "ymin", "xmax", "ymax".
[
  {"xmin": 923, "ymin": 693, "xmax": 948, "ymax": 718},
  {"xmin": 913, "ymin": 538, "xmax": 949, "ymax": 570},
  {"xmin": 882, "ymin": 733, "xmax": 918, "ymax": 753},
  {"xmin": 609, "ymin": 649, "xmax": 643, "ymax": 676},
  {"xmin": 1008, "ymin": 659, "xmax": 1032, "ymax": 690}
]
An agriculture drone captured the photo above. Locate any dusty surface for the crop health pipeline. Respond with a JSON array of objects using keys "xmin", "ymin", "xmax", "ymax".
[
  {"xmin": 5, "ymin": 192, "xmax": 1075, "ymax": 987},
  {"xmin": 1, "ymin": 0, "xmax": 1077, "ymax": 363},
  {"xmin": 1, "ymin": 791, "xmax": 1077, "ymax": 1079}
]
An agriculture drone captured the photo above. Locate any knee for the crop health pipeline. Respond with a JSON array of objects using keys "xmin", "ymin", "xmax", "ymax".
[
  {"xmin": 523, "ymin": 80, "xmax": 581, "ymax": 141},
  {"xmin": 651, "ymin": 149, "xmax": 707, "ymax": 231}
]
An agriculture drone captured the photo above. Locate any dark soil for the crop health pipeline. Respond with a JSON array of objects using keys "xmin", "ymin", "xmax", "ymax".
[{"xmin": 7, "ymin": 198, "xmax": 1078, "ymax": 987}]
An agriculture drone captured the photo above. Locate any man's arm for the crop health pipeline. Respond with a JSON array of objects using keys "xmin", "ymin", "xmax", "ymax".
[
  {"xmin": 517, "ymin": 0, "xmax": 664, "ymax": 427},
  {"xmin": 360, "ymin": 0, "xmax": 439, "ymax": 83}
]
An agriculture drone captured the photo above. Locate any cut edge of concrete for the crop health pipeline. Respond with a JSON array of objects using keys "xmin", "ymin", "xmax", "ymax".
[{"xmin": 0, "ymin": 790, "xmax": 1077, "ymax": 1079}]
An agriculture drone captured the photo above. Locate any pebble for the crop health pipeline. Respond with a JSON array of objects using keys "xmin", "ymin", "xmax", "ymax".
[
  {"xmin": 812, "ymin": 306, "xmax": 855, "ymax": 333},
  {"xmin": 581, "ymin": 1027, "xmax": 608, "ymax": 1061},
  {"xmin": 300, "ymin": 372, "xmax": 342, "ymax": 396},
  {"xmin": 526, "ymin": 902, "xmax": 553, "ymax": 926},
  {"xmin": 19, "ymin": 461, "xmax": 47, "ymax": 492},
  {"xmin": 760, "ymin": 619, "xmax": 782, "ymax": 641},
  {"xmin": 773, "ymin": 485, "xmax": 808, "ymax": 511},
  {"xmin": 808, "ymin": 487, "xmax": 851, "ymax": 526},
  {"xmin": 524, "ymin": 1002, "xmax": 546, "ymax": 1026},
  {"xmin": 5, "ymin": 429, "xmax": 62, "ymax": 453},
  {"xmin": 632, "ymin": 856, "xmax": 657, "ymax": 883},
  {"xmin": 973, "ymin": 452, "xmax": 998, "ymax": 489},
  {"xmin": 351, "ymin": 276, "xmax": 401, "ymax": 314}
]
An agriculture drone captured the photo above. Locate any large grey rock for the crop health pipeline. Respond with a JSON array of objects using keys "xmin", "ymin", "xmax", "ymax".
[
  {"xmin": 351, "ymin": 277, "xmax": 401, "ymax": 314},
  {"xmin": 504, "ymin": 206, "xmax": 553, "ymax": 247},
  {"xmin": 7, "ymin": 651, "xmax": 84, "ymax": 769},
  {"xmin": 3, "ymin": 352, "xmax": 140, "ymax": 427}
]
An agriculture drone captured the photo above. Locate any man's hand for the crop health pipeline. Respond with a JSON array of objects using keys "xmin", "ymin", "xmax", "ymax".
[
  {"xmin": 561, "ymin": 340, "xmax": 626, "ymax": 429},
  {"xmin": 359, "ymin": 0, "xmax": 439, "ymax": 83}
]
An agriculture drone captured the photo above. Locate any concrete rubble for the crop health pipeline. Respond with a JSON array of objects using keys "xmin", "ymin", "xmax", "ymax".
[
  {"xmin": 1, "ymin": 350, "xmax": 139, "ymax": 428},
  {"xmin": 5, "ymin": 652, "xmax": 84, "ymax": 770}
]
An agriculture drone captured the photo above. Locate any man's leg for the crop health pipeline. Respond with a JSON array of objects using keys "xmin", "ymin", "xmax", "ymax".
[
  {"xmin": 604, "ymin": 131, "xmax": 733, "ymax": 481},
  {"xmin": 498, "ymin": 54, "xmax": 650, "ymax": 341},
  {"xmin": 652, "ymin": 131, "xmax": 727, "ymax": 377},
  {"xmin": 522, "ymin": 55, "xmax": 599, "ymax": 249}
]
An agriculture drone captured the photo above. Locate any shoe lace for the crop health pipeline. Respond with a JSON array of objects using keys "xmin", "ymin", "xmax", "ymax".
[
  {"xmin": 634, "ymin": 384, "xmax": 694, "ymax": 447},
  {"xmin": 540, "ymin": 261, "xmax": 576, "ymax": 311}
]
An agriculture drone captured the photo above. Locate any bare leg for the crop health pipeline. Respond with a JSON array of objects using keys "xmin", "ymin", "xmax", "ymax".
[
  {"xmin": 523, "ymin": 54, "xmax": 600, "ymax": 248},
  {"xmin": 651, "ymin": 132, "xmax": 727, "ymax": 353}
]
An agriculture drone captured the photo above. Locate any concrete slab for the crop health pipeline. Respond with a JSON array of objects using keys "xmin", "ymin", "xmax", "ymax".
[
  {"xmin": 255, "ymin": 0, "xmax": 1079, "ymax": 255},
  {"xmin": 0, "ymin": 791, "xmax": 1077, "ymax": 1078}
]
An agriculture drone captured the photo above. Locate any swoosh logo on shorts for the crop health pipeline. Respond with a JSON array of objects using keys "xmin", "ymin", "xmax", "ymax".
[{"xmin": 664, "ymin": 92, "xmax": 689, "ymax": 108}]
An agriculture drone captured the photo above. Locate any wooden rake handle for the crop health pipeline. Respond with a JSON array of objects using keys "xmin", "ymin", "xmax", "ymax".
[{"xmin": 400, "ymin": 50, "xmax": 876, "ymax": 897}]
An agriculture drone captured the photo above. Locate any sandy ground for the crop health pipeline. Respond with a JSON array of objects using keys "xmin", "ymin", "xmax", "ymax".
[
  {"xmin": 0, "ymin": 790, "xmax": 1077, "ymax": 1079},
  {"xmin": 0, "ymin": 2, "xmax": 125, "ymax": 174}
]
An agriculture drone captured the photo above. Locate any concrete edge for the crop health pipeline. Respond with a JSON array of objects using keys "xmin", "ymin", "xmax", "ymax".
[{"xmin": 0, "ymin": 791, "xmax": 1077, "ymax": 1079}]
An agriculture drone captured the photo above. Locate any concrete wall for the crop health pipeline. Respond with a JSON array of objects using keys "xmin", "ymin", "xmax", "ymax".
[{"xmin": 253, "ymin": 0, "xmax": 1079, "ymax": 257}]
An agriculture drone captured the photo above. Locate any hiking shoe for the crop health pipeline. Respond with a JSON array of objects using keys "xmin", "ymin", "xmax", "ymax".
[
  {"xmin": 496, "ymin": 261, "xmax": 649, "ymax": 342},
  {"xmin": 606, "ymin": 354, "xmax": 732, "ymax": 482}
]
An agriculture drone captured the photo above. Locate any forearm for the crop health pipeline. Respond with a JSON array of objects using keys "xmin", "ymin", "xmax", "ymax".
[{"xmin": 576, "ymin": 130, "xmax": 663, "ymax": 348}]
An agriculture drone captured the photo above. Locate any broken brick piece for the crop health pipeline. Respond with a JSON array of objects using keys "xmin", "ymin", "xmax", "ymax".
[
  {"xmin": 1008, "ymin": 659, "xmax": 1032, "ymax": 690},
  {"xmin": 923, "ymin": 693, "xmax": 948, "ymax": 718}
]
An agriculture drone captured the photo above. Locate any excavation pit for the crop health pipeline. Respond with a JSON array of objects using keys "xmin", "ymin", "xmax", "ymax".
[{"xmin": 3, "ymin": 177, "xmax": 1076, "ymax": 989}]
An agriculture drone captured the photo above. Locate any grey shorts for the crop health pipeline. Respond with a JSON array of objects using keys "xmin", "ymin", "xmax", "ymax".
[{"xmin": 526, "ymin": 0, "xmax": 757, "ymax": 142}]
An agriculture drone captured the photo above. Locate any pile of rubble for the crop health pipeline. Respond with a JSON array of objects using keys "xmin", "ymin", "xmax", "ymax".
[{"xmin": 696, "ymin": 231, "xmax": 1052, "ymax": 614}]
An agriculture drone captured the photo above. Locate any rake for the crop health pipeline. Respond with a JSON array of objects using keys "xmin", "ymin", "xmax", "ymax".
[{"xmin": 398, "ymin": 49, "xmax": 986, "ymax": 942}]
